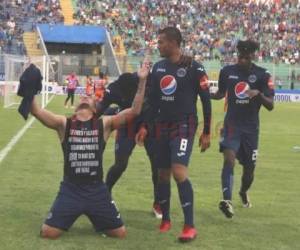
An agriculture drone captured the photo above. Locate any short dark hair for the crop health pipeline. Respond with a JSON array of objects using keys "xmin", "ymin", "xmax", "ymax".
[
  {"xmin": 158, "ymin": 27, "xmax": 182, "ymax": 46},
  {"xmin": 237, "ymin": 40, "xmax": 260, "ymax": 54}
]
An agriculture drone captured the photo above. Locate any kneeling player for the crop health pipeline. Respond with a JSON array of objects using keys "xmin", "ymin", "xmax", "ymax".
[{"xmin": 27, "ymin": 60, "xmax": 149, "ymax": 239}]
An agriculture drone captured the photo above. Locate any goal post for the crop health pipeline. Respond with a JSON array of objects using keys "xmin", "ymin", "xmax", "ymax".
[{"xmin": 2, "ymin": 54, "xmax": 51, "ymax": 109}]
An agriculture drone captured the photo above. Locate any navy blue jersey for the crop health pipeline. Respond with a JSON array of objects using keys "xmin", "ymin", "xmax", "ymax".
[
  {"xmin": 146, "ymin": 59, "xmax": 211, "ymax": 134},
  {"xmin": 97, "ymin": 74, "xmax": 149, "ymax": 127},
  {"xmin": 218, "ymin": 63, "xmax": 275, "ymax": 126}
]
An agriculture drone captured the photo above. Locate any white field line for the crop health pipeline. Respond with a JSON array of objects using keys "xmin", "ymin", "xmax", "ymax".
[{"xmin": 0, "ymin": 95, "xmax": 55, "ymax": 165}]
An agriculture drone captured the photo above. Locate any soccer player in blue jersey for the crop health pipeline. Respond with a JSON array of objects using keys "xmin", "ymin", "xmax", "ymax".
[
  {"xmin": 28, "ymin": 61, "xmax": 150, "ymax": 239},
  {"xmin": 96, "ymin": 72, "xmax": 162, "ymax": 218},
  {"xmin": 137, "ymin": 27, "xmax": 212, "ymax": 242},
  {"xmin": 211, "ymin": 40, "xmax": 275, "ymax": 218},
  {"xmin": 98, "ymin": 56, "xmax": 194, "ymax": 219}
]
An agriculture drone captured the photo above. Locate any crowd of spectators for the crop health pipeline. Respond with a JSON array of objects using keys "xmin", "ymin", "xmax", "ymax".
[
  {"xmin": 73, "ymin": 0, "xmax": 300, "ymax": 65},
  {"xmin": 0, "ymin": 0, "xmax": 27, "ymax": 54},
  {"xmin": 0, "ymin": 0, "xmax": 63, "ymax": 55},
  {"xmin": 32, "ymin": 0, "xmax": 64, "ymax": 25},
  {"xmin": 0, "ymin": 0, "xmax": 299, "ymax": 66}
]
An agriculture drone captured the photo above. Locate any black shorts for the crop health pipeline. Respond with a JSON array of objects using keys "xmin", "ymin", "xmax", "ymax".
[
  {"xmin": 220, "ymin": 122, "xmax": 259, "ymax": 167},
  {"xmin": 152, "ymin": 118, "xmax": 198, "ymax": 168},
  {"xmin": 44, "ymin": 181, "xmax": 123, "ymax": 232}
]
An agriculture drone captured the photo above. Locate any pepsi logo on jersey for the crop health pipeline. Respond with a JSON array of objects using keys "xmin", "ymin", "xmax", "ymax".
[
  {"xmin": 160, "ymin": 75, "xmax": 177, "ymax": 95},
  {"xmin": 235, "ymin": 82, "xmax": 250, "ymax": 99}
]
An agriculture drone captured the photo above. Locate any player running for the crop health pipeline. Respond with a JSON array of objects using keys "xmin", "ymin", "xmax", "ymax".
[
  {"xmin": 27, "ymin": 60, "xmax": 150, "ymax": 239},
  {"xmin": 137, "ymin": 27, "xmax": 212, "ymax": 242},
  {"xmin": 211, "ymin": 40, "xmax": 275, "ymax": 218}
]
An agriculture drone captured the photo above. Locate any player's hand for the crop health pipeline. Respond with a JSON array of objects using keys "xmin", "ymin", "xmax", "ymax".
[
  {"xmin": 199, "ymin": 133, "xmax": 210, "ymax": 152},
  {"xmin": 246, "ymin": 89, "xmax": 260, "ymax": 99},
  {"xmin": 135, "ymin": 126, "xmax": 148, "ymax": 146},
  {"xmin": 137, "ymin": 57, "xmax": 151, "ymax": 81},
  {"xmin": 177, "ymin": 54, "xmax": 193, "ymax": 68}
]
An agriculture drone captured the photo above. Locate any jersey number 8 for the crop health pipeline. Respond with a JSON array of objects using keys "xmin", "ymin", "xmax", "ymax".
[
  {"xmin": 180, "ymin": 138, "xmax": 188, "ymax": 152},
  {"xmin": 252, "ymin": 149, "xmax": 258, "ymax": 161}
]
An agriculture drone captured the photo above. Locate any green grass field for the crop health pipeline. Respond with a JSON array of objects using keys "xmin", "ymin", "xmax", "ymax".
[{"xmin": 0, "ymin": 95, "xmax": 299, "ymax": 250}]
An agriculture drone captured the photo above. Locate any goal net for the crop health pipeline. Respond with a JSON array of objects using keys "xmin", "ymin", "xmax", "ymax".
[{"xmin": 2, "ymin": 55, "xmax": 51, "ymax": 108}]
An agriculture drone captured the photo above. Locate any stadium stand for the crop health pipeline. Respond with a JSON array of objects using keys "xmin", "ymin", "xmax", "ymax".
[
  {"xmin": 72, "ymin": 0, "xmax": 300, "ymax": 65},
  {"xmin": 23, "ymin": 31, "xmax": 43, "ymax": 57},
  {"xmin": 0, "ymin": 0, "xmax": 299, "ymax": 89},
  {"xmin": 0, "ymin": 0, "xmax": 299, "ymax": 64},
  {"xmin": 0, "ymin": 0, "xmax": 64, "ymax": 56}
]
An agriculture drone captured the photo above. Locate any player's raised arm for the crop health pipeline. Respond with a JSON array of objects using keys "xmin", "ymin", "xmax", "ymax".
[
  {"xmin": 102, "ymin": 59, "xmax": 150, "ymax": 140},
  {"xmin": 30, "ymin": 97, "xmax": 66, "ymax": 140}
]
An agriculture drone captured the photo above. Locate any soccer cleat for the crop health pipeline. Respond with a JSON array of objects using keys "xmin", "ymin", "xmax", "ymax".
[
  {"xmin": 178, "ymin": 225, "xmax": 197, "ymax": 243},
  {"xmin": 239, "ymin": 192, "xmax": 252, "ymax": 208},
  {"xmin": 159, "ymin": 220, "xmax": 171, "ymax": 233},
  {"xmin": 219, "ymin": 200, "xmax": 234, "ymax": 218},
  {"xmin": 152, "ymin": 203, "xmax": 162, "ymax": 219}
]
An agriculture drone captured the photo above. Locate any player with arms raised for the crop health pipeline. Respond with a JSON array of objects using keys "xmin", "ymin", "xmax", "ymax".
[{"xmin": 28, "ymin": 59, "xmax": 150, "ymax": 239}]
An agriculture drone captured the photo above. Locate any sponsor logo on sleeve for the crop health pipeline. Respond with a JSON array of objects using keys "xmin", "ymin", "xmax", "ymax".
[{"xmin": 268, "ymin": 77, "xmax": 275, "ymax": 89}]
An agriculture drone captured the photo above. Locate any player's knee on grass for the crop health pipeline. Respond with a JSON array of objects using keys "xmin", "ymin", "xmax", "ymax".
[
  {"xmin": 40, "ymin": 224, "xmax": 63, "ymax": 239},
  {"xmin": 172, "ymin": 163, "xmax": 188, "ymax": 183},
  {"xmin": 105, "ymin": 225, "xmax": 127, "ymax": 238}
]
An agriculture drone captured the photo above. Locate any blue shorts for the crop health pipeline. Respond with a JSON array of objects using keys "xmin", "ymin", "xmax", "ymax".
[
  {"xmin": 45, "ymin": 181, "xmax": 123, "ymax": 232},
  {"xmin": 152, "ymin": 119, "xmax": 197, "ymax": 168},
  {"xmin": 220, "ymin": 122, "xmax": 259, "ymax": 167}
]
